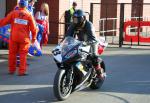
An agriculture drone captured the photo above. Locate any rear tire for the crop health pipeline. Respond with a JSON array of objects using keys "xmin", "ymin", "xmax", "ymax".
[
  {"xmin": 90, "ymin": 61, "xmax": 106, "ymax": 89},
  {"xmin": 53, "ymin": 69, "xmax": 72, "ymax": 101}
]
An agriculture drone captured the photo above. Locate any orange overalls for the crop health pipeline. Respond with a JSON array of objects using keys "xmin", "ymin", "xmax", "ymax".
[{"xmin": 0, "ymin": 8, "xmax": 38, "ymax": 75}]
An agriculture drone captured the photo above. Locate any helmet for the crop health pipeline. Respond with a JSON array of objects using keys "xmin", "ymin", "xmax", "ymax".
[
  {"xmin": 73, "ymin": 9, "xmax": 86, "ymax": 27},
  {"xmin": 19, "ymin": 0, "xmax": 28, "ymax": 7},
  {"xmin": 72, "ymin": 2, "xmax": 77, "ymax": 6}
]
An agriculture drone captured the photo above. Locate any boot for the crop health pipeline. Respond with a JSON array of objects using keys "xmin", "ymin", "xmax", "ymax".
[
  {"xmin": 95, "ymin": 65, "xmax": 105, "ymax": 80},
  {"xmin": 92, "ymin": 55, "xmax": 106, "ymax": 79}
]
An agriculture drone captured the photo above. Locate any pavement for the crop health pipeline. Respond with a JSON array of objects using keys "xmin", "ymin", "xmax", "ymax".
[{"xmin": 0, "ymin": 44, "xmax": 150, "ymax": 103}]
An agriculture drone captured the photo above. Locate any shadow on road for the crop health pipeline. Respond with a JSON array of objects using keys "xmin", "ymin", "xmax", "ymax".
[
  {"xmin": 0, "ymin": 87, "xmax": 58, "ymax": 103},
  {"xmin": 0, "ymin": 54, "xmax": 57, "ymax": 103},
  {"xmin": 0, "ymin": 54, "xmax": 56, "ymax": 85},
  {"xmin": 82, "ymin": 54, "xmax": 150, "ymax": 95}
]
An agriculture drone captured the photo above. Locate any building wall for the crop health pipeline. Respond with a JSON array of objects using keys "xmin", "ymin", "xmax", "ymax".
[
  {"xmin": 0, "ymin": 0, "xmax": 6, "ymax": 18},
  {"xmin": 143, "ymin": 0, "xmax": 150, "ymax": 20},
  {"xmin": 100, "ymin": 0, "xmax": 117, "ymax": 36},
  {"xmin": 92, "ymin": 4, "xmax": 100, "ymax": 37},
  {"xmin": 131, "ymin": 0, "xmax": 143, "ymax": 18},
  {"xmin": 117, "ymin": 0, "xmax": 132, "ymax": 36},
  {"xmin": 35, "ymin": 0, "xmax": 59, "ymax": 44},
  {"xmin": 58, "ymin": 0, "xmax": 70, "ymax": 41},
  {"xmin": 117, "ymin": 0, "xmax": 132, "ymax": 20},
  {"xmin": 144, "ymin": 0, "xmax": 150, "ymax": 3},
  {"xmin": 118, "ymin": 0, "xmax": 132, "ymax": 3},
  {"xmin": 6, "ymin": 0, "xmax": 17, "ymax": 14},
  {"xmin": 58, "ymin": 0, "xmax": 100, "ymax": 40},
  {"xmin": 47, "ymin": 0, "xmax": 59, "ymax": 44},
  {"xmin": 4, "ymin": 0, "xmax": 150, "ymax": 43}
]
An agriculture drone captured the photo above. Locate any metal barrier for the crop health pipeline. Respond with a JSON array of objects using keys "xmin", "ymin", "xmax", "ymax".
[
  {"xmin": 124, "ymin": 20, "xmax": 150, "ymax": 43},
  {"xmin": 90, "ymin": 3, "xmax": 150, "ymax": 47},
  {"xmin": 99, "ymin": 18, "xmax": 118, "ymax": 44},
  {"xmin": 124, "ymin": 16, "xmax": 150, "ymax": 37}
]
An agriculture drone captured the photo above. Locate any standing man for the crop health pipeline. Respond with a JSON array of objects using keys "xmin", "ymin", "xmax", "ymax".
[
  {"xmin": 15, "ymin": 0, "xmax": 38, "ymax": 66},
  {"xmin": 65, "ymin": 2, "xmax": 77, "ymax": 33},
  {"xmin": 0, "ymin": 0, "xmax": 38, "ymax": 76}
]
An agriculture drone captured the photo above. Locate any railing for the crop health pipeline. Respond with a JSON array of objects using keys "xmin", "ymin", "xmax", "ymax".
[
  {"xmin": 99, "ymin": 18, "xmax": 119, "ymax": 43},
  {"xmin": 124, "ymin": 16, "xmax": 150, "ymax": 22},
  {"xmin": 124, "ymin": 20, "xmax": 150, "ymax": 43}
]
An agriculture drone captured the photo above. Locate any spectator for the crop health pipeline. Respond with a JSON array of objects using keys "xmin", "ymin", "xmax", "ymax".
[
  {"xmin": 65, "ymin": 1, "xmax": 77, "ymax": 33},
  {"xmin": 35, "ymin": 3, "xmax": 50, "ymax": 46},
  {"xmin": 28, "ymin": 0, "xmax": 38, "ymax": 15},
  {"xmin": 15, "ymin": 0, "xmax": 38, "ymax": 66},
  {"xmin": 0, "ymin": 0, "xmax": 38, "ymax": 76}
]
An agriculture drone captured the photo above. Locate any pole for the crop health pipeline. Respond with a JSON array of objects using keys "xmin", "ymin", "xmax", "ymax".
[
  {"xmin": 119, "ymin": 3, "xmax": 125, "ymax": 47},
  {"xmin": 90, "ymin": 3, "xmax": 93, "ymax": 22}
]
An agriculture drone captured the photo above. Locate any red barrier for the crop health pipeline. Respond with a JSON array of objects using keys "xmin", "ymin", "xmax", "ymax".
[{"xmin": 124, "ymin": 21, "xmax": 150, "ymax": 42}]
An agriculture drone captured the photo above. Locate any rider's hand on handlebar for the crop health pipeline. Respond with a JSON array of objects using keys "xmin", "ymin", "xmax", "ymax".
[{"xmin": 82, "ymin": 41, "xmax": 96, "ymax": 46}]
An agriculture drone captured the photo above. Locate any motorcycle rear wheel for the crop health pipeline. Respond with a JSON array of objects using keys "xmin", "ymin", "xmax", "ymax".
[{"xmin": 53, "ymin": 69, "xmax": 72, "ymax": 101}]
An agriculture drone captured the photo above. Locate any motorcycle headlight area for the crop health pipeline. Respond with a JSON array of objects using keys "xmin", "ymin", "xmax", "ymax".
[{"xmin": 52, "ymin": 49, "xmax": 61, "ymax": 56}]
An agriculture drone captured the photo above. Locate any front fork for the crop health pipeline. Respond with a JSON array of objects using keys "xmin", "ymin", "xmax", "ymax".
[
  {"xmin": 55, "ymin": 60, "xmax": 74, "ymax": 87},
  {"xmin": 64, "ymin": 67, "xmax": 74, "ymax": 87}
]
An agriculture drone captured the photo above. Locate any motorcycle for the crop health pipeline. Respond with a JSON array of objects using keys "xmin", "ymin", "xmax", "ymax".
[{"xmin": 52, "ymin": 36, "xmax": 107, "ymax": 101}]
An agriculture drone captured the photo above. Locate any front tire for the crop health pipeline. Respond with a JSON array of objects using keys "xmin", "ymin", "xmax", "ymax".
[
  {"xmin": 90, "ymin": 61, "xmax": 106, "ymax": 89},
  {"xmin": 53, "ymin": 69, "xmax": 72, "ymax": 101}
]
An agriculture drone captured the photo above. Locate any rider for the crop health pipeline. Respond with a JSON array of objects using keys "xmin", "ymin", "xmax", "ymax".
[{"xmin": 65, "ymin": 9, "xmax": 104, "ymax": 79}]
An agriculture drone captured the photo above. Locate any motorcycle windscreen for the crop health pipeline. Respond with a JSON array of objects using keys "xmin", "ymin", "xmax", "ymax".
[{"xmin": 61, "ymin": 36, "xmax": 81, "ymax": 62}]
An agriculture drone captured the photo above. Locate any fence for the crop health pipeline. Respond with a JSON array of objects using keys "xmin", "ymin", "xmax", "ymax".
[{"xmin": 90, "ymin": 3, "xmax": 150, "ymax": 47}]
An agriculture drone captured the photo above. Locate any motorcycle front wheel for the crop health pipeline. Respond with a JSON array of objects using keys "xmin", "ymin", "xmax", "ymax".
[{"xmin": 53, "ymin": 69, "xmax": 72, "ymax": 101}]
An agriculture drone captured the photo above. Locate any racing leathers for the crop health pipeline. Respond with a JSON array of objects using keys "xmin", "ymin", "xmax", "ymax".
[{"xmin": 65, "ymin": 20, "xmax": 102, "ymax": 78}]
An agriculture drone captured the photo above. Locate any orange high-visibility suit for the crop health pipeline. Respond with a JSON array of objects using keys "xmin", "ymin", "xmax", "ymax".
[{"xmin": 0, "ymin": 8, "xmax": 38, "ymax": 75}]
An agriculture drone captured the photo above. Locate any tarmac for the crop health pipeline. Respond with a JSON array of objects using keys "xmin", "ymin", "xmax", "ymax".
[{"xmin": 0, "ymin": 44, "xmax": 150, "ymax": 103}]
